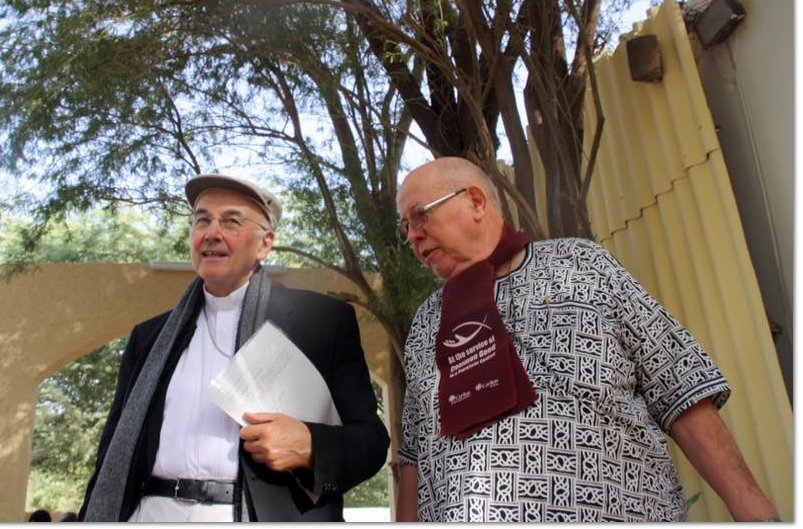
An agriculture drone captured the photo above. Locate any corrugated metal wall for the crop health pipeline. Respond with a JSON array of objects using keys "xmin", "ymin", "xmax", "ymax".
[{"xmin": 578, "ymin": 0, "xmax": 792, "ymax": 521}]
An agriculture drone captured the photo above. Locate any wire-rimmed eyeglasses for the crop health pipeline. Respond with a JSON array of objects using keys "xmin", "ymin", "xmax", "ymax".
[
  {"xmin": 192, "ymin": 214, "xmax": 269, "ymax": 235},
  {"xmin": 397, "ymin": 188, "xmax": 467, "ymax": 244}
]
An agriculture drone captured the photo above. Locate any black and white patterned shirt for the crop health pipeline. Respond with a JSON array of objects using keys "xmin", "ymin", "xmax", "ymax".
[{"xmin": 399, "ymin": 238, "xmax": 730, "ymax": 522}]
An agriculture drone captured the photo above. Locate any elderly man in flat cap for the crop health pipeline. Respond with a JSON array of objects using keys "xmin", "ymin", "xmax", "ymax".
[{"xmin": 80, "ymin": 175, "xmax": 389, "ymax": 522}]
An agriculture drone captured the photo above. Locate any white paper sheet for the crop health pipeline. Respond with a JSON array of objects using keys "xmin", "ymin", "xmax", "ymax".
[{"xmin": 207, "ymin": 320, "xmax": 342, "ymax": 426}]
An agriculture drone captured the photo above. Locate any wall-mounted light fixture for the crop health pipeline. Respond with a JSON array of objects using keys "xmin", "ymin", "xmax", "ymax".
[
  {"xmin": 692, "ymin": 0, "xmax": 746, "ymax": 49},
  {"xmin": 627, "ymin": 34, "xmax": 663, "ymax": 83}
]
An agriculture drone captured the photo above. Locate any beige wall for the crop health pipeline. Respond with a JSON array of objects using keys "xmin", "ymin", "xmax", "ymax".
[{"xmin": 0, "ymin": 263, "xmax": 388, "ymax": 522}]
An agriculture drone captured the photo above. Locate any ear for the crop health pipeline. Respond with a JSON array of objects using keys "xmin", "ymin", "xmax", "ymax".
[
  {"xmin": 256, "ymin": 229, "xmax": 275, "ymax": 260},
  {"xmin": 465, "ymin": 185, "xmax": 488, "ymax": 220}
]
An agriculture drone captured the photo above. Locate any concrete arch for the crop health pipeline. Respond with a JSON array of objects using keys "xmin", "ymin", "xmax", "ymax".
[{"xmin": 0, "ymin": 263, "xmax": 389, "ymax": 521}]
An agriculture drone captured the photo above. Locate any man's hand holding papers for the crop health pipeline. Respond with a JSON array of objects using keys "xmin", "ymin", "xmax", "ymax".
[{"xmin": 240, "ymin": 412, "xmax": 313, "ymax": 472}]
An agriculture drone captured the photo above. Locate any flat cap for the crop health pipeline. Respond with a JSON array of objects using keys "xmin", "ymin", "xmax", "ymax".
[{"xmin": 185, "ymin": 174, "xmax": 282, "ymax": 228}]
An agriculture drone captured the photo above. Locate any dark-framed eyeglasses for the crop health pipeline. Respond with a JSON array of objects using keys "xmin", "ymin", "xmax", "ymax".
[
  {"xmin": 192, "ymin": 214, "xmax": 269, "ymax": 235},
  {"xmin": 397, "ymin": 188, "xmax": 467, "ymax": 244}
]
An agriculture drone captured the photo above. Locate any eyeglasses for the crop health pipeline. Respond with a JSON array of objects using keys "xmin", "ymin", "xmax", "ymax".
[
  {"xmin": 397, "ymin": 188, "xmax": 466, "ymax": 244},
  {"xmin": 192, "ymin": 214, "xmax": 269, "ymax": 235}
]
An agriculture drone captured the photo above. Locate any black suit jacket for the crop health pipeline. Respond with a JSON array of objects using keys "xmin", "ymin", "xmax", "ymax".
[{"xmin": 80, "ymin": 285, "xmax": 389, "ymax": 521}]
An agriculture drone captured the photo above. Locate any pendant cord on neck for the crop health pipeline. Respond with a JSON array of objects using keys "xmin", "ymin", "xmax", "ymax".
[{"xmin": 202, "ymin": 305, "xmax": 232, "ymax": 358}]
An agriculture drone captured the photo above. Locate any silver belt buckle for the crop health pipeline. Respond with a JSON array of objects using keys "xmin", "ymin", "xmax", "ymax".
[
  {"xmin": 173, "ymin": 478, "xmax": 198, "ymax": 504},
  {"xmin": 200, "ymin": 480, "xmax": 210, "ymax": 504}
]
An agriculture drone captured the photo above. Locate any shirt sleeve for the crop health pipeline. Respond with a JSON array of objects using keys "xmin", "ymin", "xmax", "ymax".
[{"xmin": 598, "ymin": 243, "xmax": 731, "ymax": 432}]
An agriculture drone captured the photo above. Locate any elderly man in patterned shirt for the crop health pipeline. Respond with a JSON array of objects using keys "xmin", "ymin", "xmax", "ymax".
[{"xmin": 394, "ymin": 157, "xmax": 778, "ymax": 522}]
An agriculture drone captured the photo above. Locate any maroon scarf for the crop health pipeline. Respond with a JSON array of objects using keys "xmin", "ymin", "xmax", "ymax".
[{"xmin": 435, "ymin": 222, "xmax": 537, "ymax": 439}]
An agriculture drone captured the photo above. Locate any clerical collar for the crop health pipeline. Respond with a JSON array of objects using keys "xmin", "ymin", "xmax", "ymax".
[{"xmin": 203, "ymin": 281, "xmax": 249, "ymax": 312}]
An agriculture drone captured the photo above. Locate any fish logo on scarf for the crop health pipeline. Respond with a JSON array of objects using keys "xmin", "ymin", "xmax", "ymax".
[{"xmin": 442, "ymin": 316, "xmax": 492, "ymax": 348}]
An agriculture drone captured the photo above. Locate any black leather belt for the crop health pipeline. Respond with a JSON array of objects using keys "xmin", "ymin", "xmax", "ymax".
[{"xmin": 145, "ymin": 477, "xmax": 235, "ymax": 504}]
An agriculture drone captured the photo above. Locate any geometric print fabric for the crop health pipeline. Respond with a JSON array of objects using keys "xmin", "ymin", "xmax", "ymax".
[{"xmin": 399, "ymin": 238, "xmax": 730, "ymax": 521}]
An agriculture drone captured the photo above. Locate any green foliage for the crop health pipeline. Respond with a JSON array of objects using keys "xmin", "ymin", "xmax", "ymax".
[
  {"xmin": 345, "ymin": 464, "xmax": 389, "ymax": 508},
  {"xmin": 0, "ymin": 206, "xmax": 189, "ymax": 267},
  {"xmin": 26, "ymin": 469, "xmax": 88, "ymax": 514},
  {"xmin": 26, "ymin": 342, "xmax": 123, "ymax": 513},
  {"xmin": 684, "ymin": 491, "xmax": 703, "ymax": 515}
]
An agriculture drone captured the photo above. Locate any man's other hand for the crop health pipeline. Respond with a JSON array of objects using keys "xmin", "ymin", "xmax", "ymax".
[{"xmin": 241, "ymin": 412, "xmax": 313, "ymax": 472}]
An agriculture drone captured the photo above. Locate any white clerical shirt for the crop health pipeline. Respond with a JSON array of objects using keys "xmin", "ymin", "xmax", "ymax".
[{"xmin": 151, "ymin": 282, "xmax": 248, "ymax": 481}]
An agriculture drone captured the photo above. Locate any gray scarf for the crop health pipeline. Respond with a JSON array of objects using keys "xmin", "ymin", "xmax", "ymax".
[{"xmin": 83, "ymin": 266, "xmax": 273, "ymax": 521}]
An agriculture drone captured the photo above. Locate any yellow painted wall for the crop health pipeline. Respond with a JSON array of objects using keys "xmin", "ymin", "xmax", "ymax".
[
  {"xmin": 580, "ymin": 0, "xmax": 792, "ymax": 521},
  {"xmin": 0, "ymin": 263, "xmax": 388, "ymax": 521}
]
